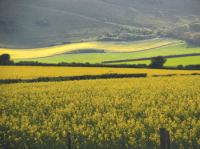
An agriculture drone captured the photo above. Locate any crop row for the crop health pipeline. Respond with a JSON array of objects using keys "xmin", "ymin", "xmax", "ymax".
[{"xmin": 1, "ymin": 66, "xmax": 200, "ymax": 80}]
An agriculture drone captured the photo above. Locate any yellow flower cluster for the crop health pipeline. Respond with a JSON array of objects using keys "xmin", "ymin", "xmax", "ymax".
[
  {"xmin": 1, "ymin": 66, "xmax": 200, "ymax": 80},
  {"xmin": 0, "ymin": 76, "xmax": 200, "ymax": 148}
]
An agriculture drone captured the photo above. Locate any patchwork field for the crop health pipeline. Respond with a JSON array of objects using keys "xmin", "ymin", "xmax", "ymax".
[
  {"xmin": 1, "ymin": 75, "xmax": 200, "ymax": 148},
  {"xmin": 1, "ymin": 1, "xmax": 200, "ymax": 149},
  {"xmin": 9, "ymin": 40, "xmax": 200, "ymax": 67},
  {"xmin": 1, "ymin": 66, "xmax": 200, "ymax": 80},
  {"xmin": 108, "ymin": 56, "xmax": 200, "ymax": 67},
  {"xmin": 0, "ymin": 38, "xmax": 179, "ymax": 59}
]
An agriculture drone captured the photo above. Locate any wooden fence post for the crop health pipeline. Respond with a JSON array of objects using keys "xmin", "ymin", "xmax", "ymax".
[
  {"xmin": 166, "ymin": 131, "xmax": 172, "ymax": 149},
  {"xmin": 67, "ymin": 132, "xmax": 71, "ymax": 149},
  {"xmin": 160, "ymin": 128, "xmax": 166, "ymax": 149}
]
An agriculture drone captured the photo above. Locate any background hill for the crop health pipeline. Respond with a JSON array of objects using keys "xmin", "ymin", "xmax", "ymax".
[{"xmin": 0, "ymin": 0, "xmax": 200, "ymax": 49}]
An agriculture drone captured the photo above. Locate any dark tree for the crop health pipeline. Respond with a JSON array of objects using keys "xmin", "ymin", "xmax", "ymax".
[
  {"xmin": 0, "ymin": 53, "xmax": 13, "ymax": 65},
  {"xmin": 148, "ymin": 56, "xmax": 166, "ymax": 68},
  {"xmin": 1, "ymin": 54, "xmax": 10, "ymax": 61}
]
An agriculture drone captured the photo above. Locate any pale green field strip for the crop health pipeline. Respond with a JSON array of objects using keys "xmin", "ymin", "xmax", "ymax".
[
  {"xmin": 1, "ymin": 38, "xmax": 179, "ymax": 59},
  {"xmin": 108, "ymin": 56, "xmax": 200, "ymax": 67},
  {"xmin": 12, "ymin": 43, "xmax": 200, "ymax": 64}
]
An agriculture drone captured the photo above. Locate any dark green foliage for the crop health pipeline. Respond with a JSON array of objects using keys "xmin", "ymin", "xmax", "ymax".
[
  {"xmin": 191, "ymin": 32, "xmax": 200, "ymax": 45},
  {"xmin": 15, "ymin": 61, "xmax": 148, "ymax": 69},
  {"xmin": 177, "ymin": 65, "xmax": 184, "ymax": 69},
  {"xmin": 185, "ymin": 64, "xmax": 200, "ymax": 69},
  {"xmin": 191, "ymin": 23, "xmax": 200, "ymax": 32},
  {"xmin": 152, "ymin": 74, "xmax": 177, "ymax": 77},
  {"xmin": 148, "ymin": 56, "xmax": 166, "ymax": 68},
  {"xmin": 1, "ymin": 54, "xmax": 10, "ymax": 60},
  {"xmin": 0, "ymin": 73, "xmax": 147, "ymax": 84},
  {"xmin": 0, "ymin": 53, "xmax": 13, "ymax": 65},
  {"xmin": 167, "ymin": 22, "xmax": 200, "ymax": 45}
]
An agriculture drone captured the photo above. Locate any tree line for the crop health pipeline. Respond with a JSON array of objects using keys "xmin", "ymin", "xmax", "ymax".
[
  {"xmin": 0, "ymin": 53, "xmax": 199, "ymax": 69},
  {"xmin": 167, "ymin": 20, "xmax": 200, "ymax": 45}
]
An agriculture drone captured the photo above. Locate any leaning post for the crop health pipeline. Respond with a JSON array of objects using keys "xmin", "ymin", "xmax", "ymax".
[{"xmin": 166, "ymin": 131, "xmax": 172, "ymax": 149}]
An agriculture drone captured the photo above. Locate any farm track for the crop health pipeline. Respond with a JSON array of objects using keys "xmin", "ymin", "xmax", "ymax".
[{"xmin": 102, "ymin": 52, "xmax": 200, "ymax": 63}]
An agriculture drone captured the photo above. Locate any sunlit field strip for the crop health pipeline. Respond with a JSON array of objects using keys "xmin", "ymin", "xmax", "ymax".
[
  {"xmin": 12, "ymin": 42, "xmax": 200, "ymax": 64},
  {"xmin": 0, "ymin": 39, "xmax": 178, "ymax": 59},
  {"xmin": 1, "ymin": 66, "xmax": 200, "ymax": 80},
  {"xmin": 0, "ymin": 76, "xmax": 200, "ymax": 148},
  {"xmin": 107, "ymin": 56, "xmax": 200, "ymax": 67}
]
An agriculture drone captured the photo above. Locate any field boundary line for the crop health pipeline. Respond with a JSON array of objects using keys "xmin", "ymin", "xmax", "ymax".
[
  {"xmin": 0, "ymin": 73, "xmax": 147, "ymax": 84},
  {"xmin": 101, "ymin": 52, "xmax": 200, "ymax": 63}
]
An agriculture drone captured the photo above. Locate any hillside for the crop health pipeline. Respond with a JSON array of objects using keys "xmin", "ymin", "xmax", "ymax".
[{"xmin": 0, "ymin": 0, "xmax": 200, "ymax": 49}]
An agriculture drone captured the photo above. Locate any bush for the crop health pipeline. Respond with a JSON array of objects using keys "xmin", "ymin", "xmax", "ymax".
[
  {"xmin": 191, "ymin": 23, "xmax": 200, "ymax": 32},
  {"xmin": 148, "ymin": 56, "xmax": 166, "ymax": 68},
  {"xmin": 170, "ymin": 24, "xmax": 189, "ymax": 38},
  {"xmin": 182, "ymin": 32, "xmax": 193, "ymax": 41},
  {"xmin": 140, "ymin": 28, "xmax": 153, "ymax": 35},
  {"xmin": 177, "ymin": 65, "xmax": 184, "ymax": 69},
  {"xmin": 185, "ymin": 64, "xmax": 200, "ymax": 69},
  {"xmin": 191, "ymin": 32, "xmax": 200, "ymax": 45}
]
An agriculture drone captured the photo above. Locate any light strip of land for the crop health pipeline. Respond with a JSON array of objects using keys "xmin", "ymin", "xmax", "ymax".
[{"xmin": 0, "ymin": 40, "xmax": 179, "ymax": 59}]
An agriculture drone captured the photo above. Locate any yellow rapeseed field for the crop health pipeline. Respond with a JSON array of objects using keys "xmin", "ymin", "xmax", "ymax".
[
  {"xmin": 0, "ymin": 66, "xmax": 200, "ymax": 80},
  {"xmin": 0, "ymin": 76, "xmax": 200, "ymax": 148},
  {"xmin": 0, "ymin": 40, "xmax": 178, "ymax": 59}
]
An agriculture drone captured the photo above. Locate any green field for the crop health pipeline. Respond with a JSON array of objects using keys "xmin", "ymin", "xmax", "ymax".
[
  {"xmin": 108, "ymin": 56, "xmax": 200, "ymax": 67},
  {"xmin": 12, "ymin": 42, "xmax": 200, "ymax": 67}
]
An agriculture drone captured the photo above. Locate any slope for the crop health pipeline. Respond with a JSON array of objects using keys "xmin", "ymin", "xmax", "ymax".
[{"xmin": 0, "ymin": 0, "xmax": 199, "ymax": 49}]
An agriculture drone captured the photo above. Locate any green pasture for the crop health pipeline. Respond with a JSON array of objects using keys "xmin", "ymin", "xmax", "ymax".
[
  {"xmin": 12, "ymin": 42, "xmax": 200, "ymax": 66},
  {"xmin": 108, "ymin": 56, "xmax": 200, "ymax": 67},
  {"xmin": 164, "ymin": 56, "xmax": 200, "ymax": 67}
]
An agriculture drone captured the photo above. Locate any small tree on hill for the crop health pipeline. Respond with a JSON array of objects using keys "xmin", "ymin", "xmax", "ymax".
[{"xmin": 148, "ymin": 56, "xmax": 166, "ymax": 68}]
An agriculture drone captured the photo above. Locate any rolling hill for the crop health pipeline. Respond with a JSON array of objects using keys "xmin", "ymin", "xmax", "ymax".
[{"xmin": 0, "ymin": 0, "xmax": 200, "ymax": 49}]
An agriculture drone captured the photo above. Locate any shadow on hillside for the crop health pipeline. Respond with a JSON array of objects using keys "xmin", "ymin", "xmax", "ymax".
[{"xmin": 185, "ymin": 42, "xmax": 200, "ymax": 49}]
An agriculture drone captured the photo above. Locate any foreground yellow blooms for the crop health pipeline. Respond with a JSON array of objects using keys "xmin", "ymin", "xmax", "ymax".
[
  {"xmin": 0, "ymin": 66, "xmax": 200, "ymax": 80},
  {"xmin": 0, "ymin": 76, "xmax": 200, "ymax": 148}
]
